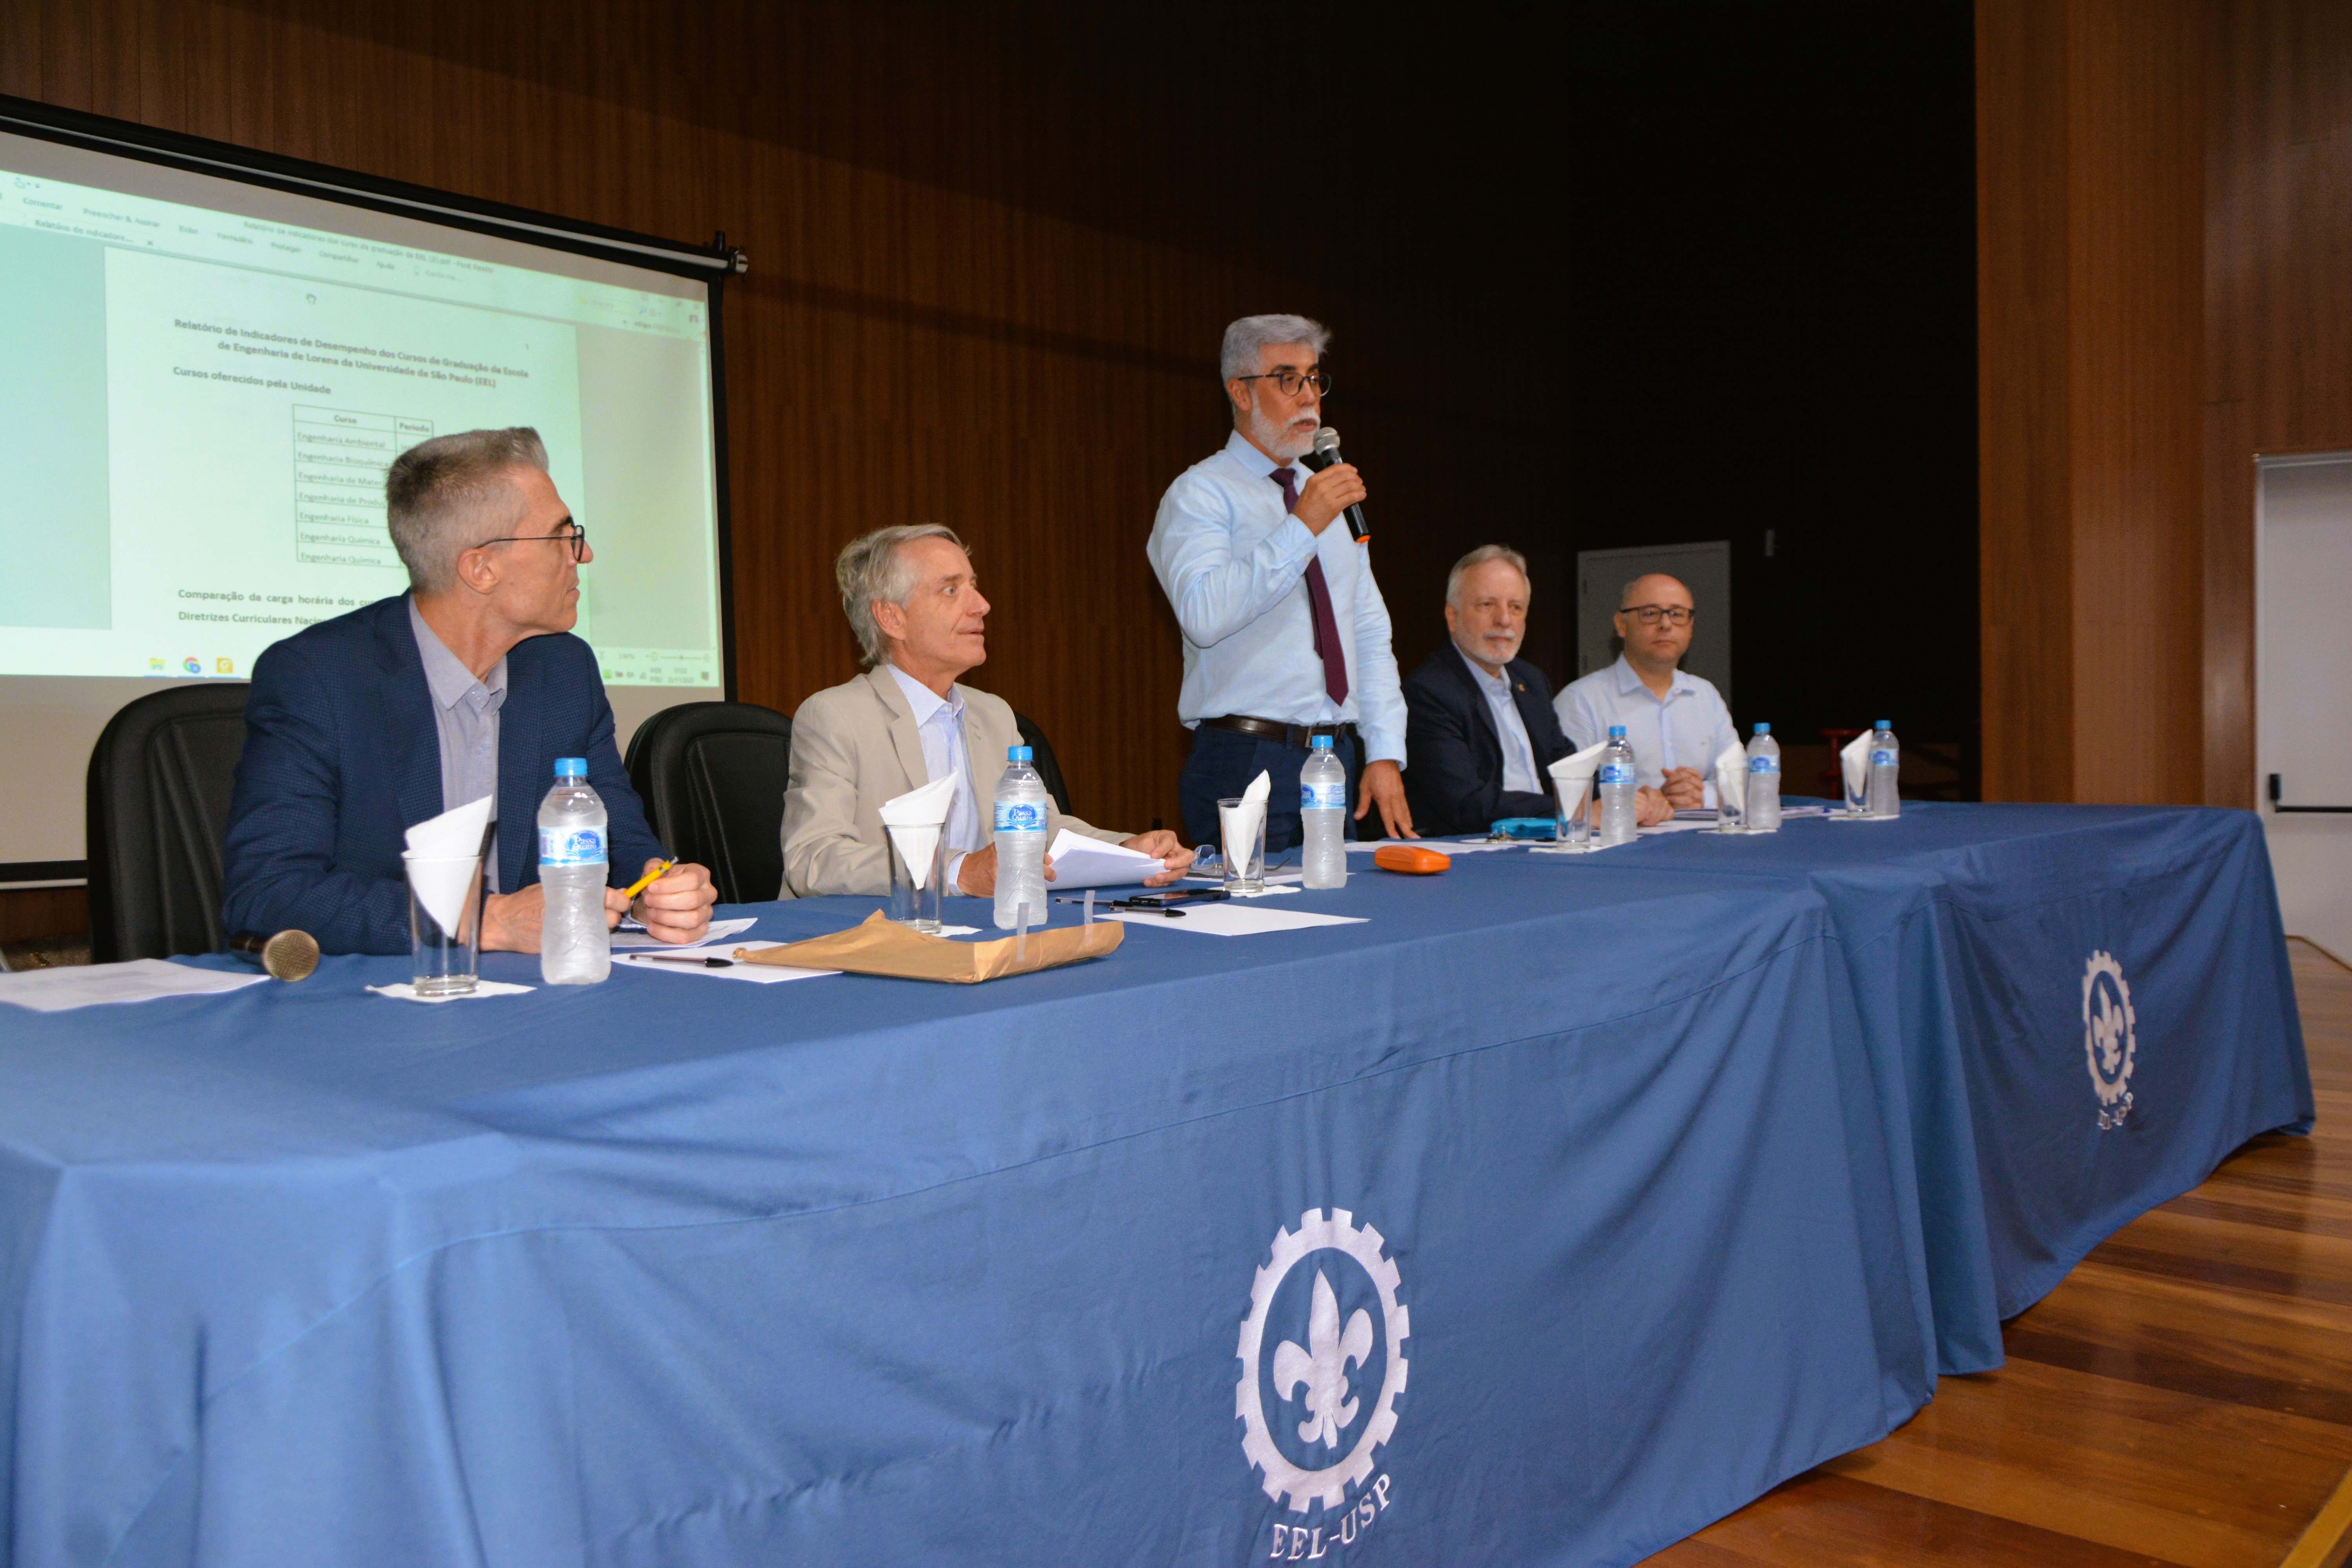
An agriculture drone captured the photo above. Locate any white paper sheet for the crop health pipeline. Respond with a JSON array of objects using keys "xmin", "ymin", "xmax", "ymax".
[
  {"xmin": 1102, "ymin": 904, "xmax": 1367, "ymax": 937},
  {"xmin": 1042, "ymin": 829, "xmax": 1166, "ymax": 890},
  {"xmin": 1637, "ymin": 817, "xmax": 1716, "ymax": 835},
  {"xmin": 0, "ymin": 959, "xmax": 269, "ymax": 1012},
  {"xmin": 615, "ymin": 941, "xmax": 841, "ymax": 983},
  {"xmin": 609, "ymin": 916, "xmax": 759, "ymax": 951},
  {"xmin": 367, "ymin": 979, "xmax": 536, "ymax": 1004},
  {"xmin": 1343, "ymin": 838, "xmax": 1520, "ymax": 855}
]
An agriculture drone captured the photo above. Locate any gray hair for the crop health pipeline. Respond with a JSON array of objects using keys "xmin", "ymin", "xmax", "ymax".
[
  {"xmin": 835, "ymin": 524, "xmax": 968, "ymax": 668},
  {"xmin": 1446, "ymin": 544, "xmax": 1531, "ymax": 608},
  {"xmin": 385, "ymin": 427, "xmax": 549, "ymax": 595},
  {"xmin": 1220, "ymin": 314, "xmax": 1331, "ymax": 384}
]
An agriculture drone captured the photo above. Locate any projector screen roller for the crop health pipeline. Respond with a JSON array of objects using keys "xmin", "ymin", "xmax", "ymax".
[{"xmin": 0, "ymin": 123, "xmax": 728, "ymax": 868}]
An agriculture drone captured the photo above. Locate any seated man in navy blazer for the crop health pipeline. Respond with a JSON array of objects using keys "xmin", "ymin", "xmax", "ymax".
[
  {"xmin": 1401, "ymin": 545, "xmax": 1589, "ymax": 837},
  {"xmin": 221, "ymin": 427, "xmax": 716, "ymax": 955}
]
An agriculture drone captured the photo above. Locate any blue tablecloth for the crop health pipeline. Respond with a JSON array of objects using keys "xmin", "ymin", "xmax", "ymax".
[
  {"xmin": 0, "ymin": 805, "xmax": 2307, "ymax": 1566},
  {"xmin": 1619, "ymin": 802, "xmax": 2312, "ymax": 1372}
]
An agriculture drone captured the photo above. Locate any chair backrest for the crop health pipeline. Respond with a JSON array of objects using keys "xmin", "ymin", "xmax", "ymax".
[
  {"xmin": 86, "ymin": 683, "xmax": 252, "ymax": 962},
  {"xmin": 1014, "ymin": 711, "xmax": 1074, "ymax": 816},
  {"xmin": 624, "ymin": 701, "xmax": 794, "ymax": 904}
]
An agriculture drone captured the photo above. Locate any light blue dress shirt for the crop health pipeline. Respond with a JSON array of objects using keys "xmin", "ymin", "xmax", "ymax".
[
  {"xmin": 1554, "ymin": 655, "xmax": 1741, "ymax": 801},
  {"xmin": 886, "ymin": 663, "xmax": 985, "ymax": 893},
  {"xmin": 1459, "ymin": 648, "xmax": 1541, "ymax": 794},
  {"xmin": 1147, "ymin": 428, "xmax": 1408, "ymax": 765},
  {"xmin": 407, "ymin": 596, "xmax": 507, "ymax": 892}
]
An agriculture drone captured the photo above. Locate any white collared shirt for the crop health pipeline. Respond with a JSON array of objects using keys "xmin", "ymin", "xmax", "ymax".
[
  {"xmin": 1147, "ymin": 428, "xmax": 1408, "ymax": 764},
  {"xmin": 1457, "ymin": 647, "xmax": 1541, "ymax": 795},
  {"xmin": 886, "ymin": 663, "xmax": 984, "ymax": 890},
  {"xmin": 1553, "ymin": 655, "xmax": 1741, "ymax": 801}
]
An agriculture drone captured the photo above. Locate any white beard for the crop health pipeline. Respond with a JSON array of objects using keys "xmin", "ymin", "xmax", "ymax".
[{"xmin": 1247, "ymin": 404, "xmax": 1316, "ymax": 462}]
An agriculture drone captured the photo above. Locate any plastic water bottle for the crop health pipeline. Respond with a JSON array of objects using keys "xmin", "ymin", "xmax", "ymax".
[
  {"xmin": 1867, "ymin": 720, "xmax": 1901, "ymax": 818},
  {"xmin": 1746, "ymin": 723, "xmax": 1782, "ymax": 833},
  {"xmin": 538, "ymin": 756, "xmax": 610, "ymax": 984},
  {"xmin": 993, "ymin": 744, "xmax": 1050, "ymax": 930},
  {"xmin": 1300, "ymin": 735, "xmax": 1348, "ymax": 889},
  {"xmin": 1597, "ymin": 725, "xmax": 1639, "ymax": 846}
]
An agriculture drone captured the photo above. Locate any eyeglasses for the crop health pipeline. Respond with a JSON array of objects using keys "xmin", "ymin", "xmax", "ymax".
[
  {"xmin": 475, "ymin": 521, "xmax": 588, "ymax": 561},
  {"xmin": 1233, "ymin": 368, "xmax": 1332, "ymax": 397},
  {"xmin": 1620, "ymin": 604, "xmax": 1694, "ymax": 627}
]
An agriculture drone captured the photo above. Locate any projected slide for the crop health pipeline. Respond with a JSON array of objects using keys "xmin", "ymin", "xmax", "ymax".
[{"xmin": 0, "ymin": 151, "xmax": 722, "ymax": 689}]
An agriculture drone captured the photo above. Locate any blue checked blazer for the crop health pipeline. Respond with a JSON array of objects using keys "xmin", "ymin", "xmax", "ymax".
[{"xmin": 220, "ymin": 594, "xmax": 664, "ymax": 955}]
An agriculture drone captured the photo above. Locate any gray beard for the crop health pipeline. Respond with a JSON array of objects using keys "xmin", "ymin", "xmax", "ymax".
[{"xmin": 1248, "ymin": 407, "xmax": 1315, "ymax": 463}]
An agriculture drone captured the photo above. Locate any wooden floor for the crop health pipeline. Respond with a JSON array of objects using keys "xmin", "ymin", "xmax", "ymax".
[{"xmin": 1646, "ymin": 939, "xmax": 2352, "ymax": 1568}]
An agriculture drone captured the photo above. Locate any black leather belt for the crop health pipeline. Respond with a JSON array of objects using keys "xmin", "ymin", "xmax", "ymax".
[{"xmin": 1202, "ymin": 715, "xmax": 1357, "ymax": 750}]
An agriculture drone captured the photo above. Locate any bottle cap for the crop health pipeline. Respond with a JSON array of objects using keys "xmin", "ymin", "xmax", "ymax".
[
  {"xmin": 1608, "ymin": 724, "xmax": 1627, "ymax": 739},
  {"xmin": 554, "ymin": 757, "xmax": 587, "ymax": 779},
  {"xmin": 1310, "ymin": 734, "xmax": 1334, "ymax": 750},
  {"xmin": 1754, "ymin": 722, "xmax": 1770, "ymax": 735},
  {"xmin": 1009, "ymin": 745, "xmax": 1033, "ymax": 762},
  {"xmin": 1875, "ymin": 719, "xmax": 1891, "ymax": 730}
]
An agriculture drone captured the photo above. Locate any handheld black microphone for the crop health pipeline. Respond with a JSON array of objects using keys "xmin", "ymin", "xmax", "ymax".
[{"xmin": 1298, "ymin": 426, "xmax": 1370, "ymax": 543}]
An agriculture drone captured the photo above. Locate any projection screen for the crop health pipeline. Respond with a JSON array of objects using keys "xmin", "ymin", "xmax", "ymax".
[{"xmin": 0, "ymin": 104, "xmax": 733, "ymax": 875}]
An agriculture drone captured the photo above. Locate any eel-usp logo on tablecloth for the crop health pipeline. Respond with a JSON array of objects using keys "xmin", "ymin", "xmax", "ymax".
[
  {"xmin": 2082, "ymin": 950, "xmax": 2138, "ymax": 1130},
  {"xmin": 1236, "ymin": 1208, "xmax": 1409, "ymax": 1558}
]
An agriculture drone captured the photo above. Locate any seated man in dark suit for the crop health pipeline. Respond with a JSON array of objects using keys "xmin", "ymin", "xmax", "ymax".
[
  {"xmin": 1401, "ymin": 545, "xmax": 1581, "ymax": 837},
  {"xmin": 221, "ymin": 427, "xmax": 716, "ymax": 955}
]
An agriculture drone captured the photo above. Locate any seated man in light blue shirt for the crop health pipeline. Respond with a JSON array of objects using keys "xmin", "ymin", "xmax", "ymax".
[
  {"xmin": 1554, "ymin": 572, "xmax": 1740, "ymax": 814},
  {"xmin": 1148, "ymin": 314, "xmax": 1416, "ymax": 852}
]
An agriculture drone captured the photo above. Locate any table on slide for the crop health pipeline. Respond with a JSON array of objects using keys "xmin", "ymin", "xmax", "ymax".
[{"xmin": 0, "ymin": 803, "xmax": 2308, "ymax": 1568}]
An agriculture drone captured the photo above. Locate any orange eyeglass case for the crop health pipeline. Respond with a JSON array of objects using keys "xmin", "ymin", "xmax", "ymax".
[{"xmin": 1373, "ymin": 845, "xmax": 1452, "ymax": 875}]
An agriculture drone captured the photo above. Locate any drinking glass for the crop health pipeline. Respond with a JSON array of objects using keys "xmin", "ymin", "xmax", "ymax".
[
  {"xmin": 1218, "ymin": 797, "xmax": 1267, "ymax": 894},
  {"xmin": 886, "ymin": 824, "xmax": 947, "ymax": 935},
  {"xmin": 404, "ymin": 851, "xmax": 484, "ymax": 996},
  {"xmin": 1553, "ymin": 776, "xmax": 1592, "ymax": 848}
]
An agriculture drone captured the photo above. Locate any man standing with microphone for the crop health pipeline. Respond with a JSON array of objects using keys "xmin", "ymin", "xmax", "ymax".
[{"xmin": 1149, "ymin": 315, "xmax": 1416, "ymax": 853}]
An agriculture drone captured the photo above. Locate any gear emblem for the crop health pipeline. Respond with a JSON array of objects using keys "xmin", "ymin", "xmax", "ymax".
[
  {"xmin": 2082, "ymin": 950, "xmax": 2138, "ymax": 1129},
  {"xmin": 1235, "ymin": 1208, "xmax": 1410, "ymax": 1512}
]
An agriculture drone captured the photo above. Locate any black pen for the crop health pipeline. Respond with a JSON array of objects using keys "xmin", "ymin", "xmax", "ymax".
[{"xmin": 627, "ymin": 952, "xmax": 735, "ymax": 967}]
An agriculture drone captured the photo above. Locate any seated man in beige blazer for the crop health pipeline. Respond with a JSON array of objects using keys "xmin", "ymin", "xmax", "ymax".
[{"xmin": 782, "ymin": 524, "xmax": 1194, "ymax": 897}]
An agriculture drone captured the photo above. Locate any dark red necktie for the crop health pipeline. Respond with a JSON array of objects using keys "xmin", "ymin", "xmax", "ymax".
[{"xmin": 1274, "ymin": 468, "xmax": 1350, "ymax": 707}]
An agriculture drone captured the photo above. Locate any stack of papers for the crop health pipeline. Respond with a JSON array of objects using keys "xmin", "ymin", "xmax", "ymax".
[
  {"xmin": 610, "ymin": 916, "xmax": 759, "ymax": 951},
  {"xmin": 1043, "ymin": 830, "xmax": 1166, "ymax": 889}
]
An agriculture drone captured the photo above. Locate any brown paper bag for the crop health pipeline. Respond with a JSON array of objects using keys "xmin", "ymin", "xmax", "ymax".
[{"xmin": 735, "ymin": 909, "xmax": 1122, "ymax": 984}]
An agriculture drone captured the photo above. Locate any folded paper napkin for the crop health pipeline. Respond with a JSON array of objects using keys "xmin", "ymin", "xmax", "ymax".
[
  {"xmin": 1548, "ymin": 740, "xmax": 1608, "ymax": 818},
  {"xmin": 1839, "ymin": 732, "xmax": 1871, "ymax": 806},
  {"xmin": 879, "ymin": 774, "xmax": 956, "ymax": 891},
  {"xmin": 368, "ymin": 979, "xmax": 535, "ymax": 1003},
  {"xmin": 1219, "ymin": 770, "xmax": 1271, "ymax": 865},
  {"xmin": 1713, "ymin": 741, "xmax": 1748, "ymax": 818},
  {"xmin": 402, "ymin": 795, "xmax": 494, "ymax": 934},
  {"xmin": 735, "ymin": 909, "xmax": 1121, "ymax": 984}
]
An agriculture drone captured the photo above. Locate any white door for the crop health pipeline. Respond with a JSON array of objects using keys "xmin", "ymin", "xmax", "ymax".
[{"xmin": 2256, "ymin": 454, "xmax": 2352, "ymax": 962}]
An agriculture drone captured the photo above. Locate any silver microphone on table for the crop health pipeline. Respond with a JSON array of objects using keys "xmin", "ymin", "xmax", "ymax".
[{"xmin": 230, "ymin": 929, "xmax": 321, "ymax": 982}]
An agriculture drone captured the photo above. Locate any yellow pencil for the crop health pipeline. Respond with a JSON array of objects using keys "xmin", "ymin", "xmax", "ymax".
[{"xmin": 621, "ymin": 858, "xmax": 675, "ymax": 900}]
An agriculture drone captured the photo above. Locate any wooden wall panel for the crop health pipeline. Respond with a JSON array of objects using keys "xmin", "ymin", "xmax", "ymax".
[
  {"xmin": 2203, "ymin": 0, "xmax": 2352, "ymax": 806},
  {"xmin": 1976, "ymin": 0, "xmax": 2204, "ymax": 805},
  {"xmin": 0, "ymin": 0, "xmax": 1461, "ymax": 845}
]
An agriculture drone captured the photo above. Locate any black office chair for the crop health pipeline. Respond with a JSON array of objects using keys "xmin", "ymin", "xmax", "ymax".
[
  {"xmin": 624, "ymin": 701, "xmax": 794, "ymax": 904},
  {"xmin": 86, "ymin": 683, "xmax": 252, "ymax": 962},
  {"xmin": 1013, "ymin": 712, "xmax": 1074, "ymax": 817}
]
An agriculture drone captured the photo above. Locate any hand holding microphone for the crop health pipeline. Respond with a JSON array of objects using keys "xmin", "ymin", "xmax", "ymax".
[{"xmin": 1295, "ymin": 426, "xmax": 1370, "ymax": 542}]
